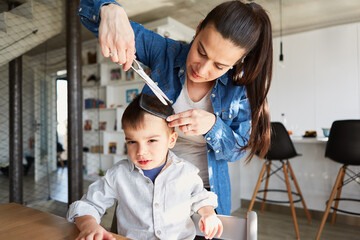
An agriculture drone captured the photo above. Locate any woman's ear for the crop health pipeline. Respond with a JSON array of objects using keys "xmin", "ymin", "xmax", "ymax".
[{"xmin": 168, "ymin": 131, "xmax": 178, "ymax": 149}]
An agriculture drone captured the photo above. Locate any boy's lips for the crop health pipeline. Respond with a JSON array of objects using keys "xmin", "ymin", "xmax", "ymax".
[{"xmin": 138, "ymin": 160, "xmax": 151, "ymax": 165}]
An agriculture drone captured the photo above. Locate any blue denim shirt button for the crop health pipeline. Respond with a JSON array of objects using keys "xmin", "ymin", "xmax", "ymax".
[
  {"xmin": 229, "ymin": 114, "xmax": 232, "ymax": 118},
  {"xmin": 180, "ymin": 69, "xmax": 184, "ymax": 74},
  {"xmin": 93, "ymin": 15, "xmax": 96, "ymax": 20},
  {"xmin": 215, "ymin": 150, "xmax": 220, "ymax": 153},
  {"xmin": 211, "ymin": 93, "xmax": 215, "ymax": 97},
  {"xmin": 216, "ymin": 112, "xmax": 219, "ymax": 116},
  {"xmin": 208, "ymin": 149, "xmax": 211, "ymax": 152},
  {"xmin": 79, "ymin": 8, "xmax": 82, "ymax": 11},
  {"xmin": 206, "ymin": 137, "xmax": 211, "ymax": 141}
]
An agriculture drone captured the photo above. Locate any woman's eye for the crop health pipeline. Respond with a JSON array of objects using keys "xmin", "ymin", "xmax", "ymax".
[
  {"xmin": 198, "ymin": 49, "xmax": 206, "ymax": 57},
  {"xmin": 127, "ymin": 141, "xmax": 135, "ymax": 144},
  {"xmin": 215, "ymin": 64, "xmax": 223, "ymax": 70}
]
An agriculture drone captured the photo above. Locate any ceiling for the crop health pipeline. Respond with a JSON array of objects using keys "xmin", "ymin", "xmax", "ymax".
[{"xmin": 2, "ymin": 0, "xmax": 360, "ymax": 56}]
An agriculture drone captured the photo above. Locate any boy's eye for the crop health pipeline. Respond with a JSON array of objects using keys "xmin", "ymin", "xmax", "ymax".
[
  {"xmin": 126, "ymin": 141, "xmax": 136, "ymax": 144},
  {"xmin": 149, "ymin": 139, "xmax": 157, "ymax": 143}
]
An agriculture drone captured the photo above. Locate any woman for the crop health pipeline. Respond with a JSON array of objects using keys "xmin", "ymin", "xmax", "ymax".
[{"xmin": 78, "ymin": 0, "xmax": 273, "ymax": 215}]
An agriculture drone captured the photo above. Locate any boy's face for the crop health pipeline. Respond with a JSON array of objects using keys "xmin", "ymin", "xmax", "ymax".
[{"xmin": 124, "ymin": 113, "xmax": 178, "ymax": 170}]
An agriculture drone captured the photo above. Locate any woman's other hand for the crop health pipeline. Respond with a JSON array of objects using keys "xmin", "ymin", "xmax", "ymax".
[
  {"xmin": 167, "ymin": 109, "xmax": 216, "ymax": 136},
  {"xmin": 99, "ymin": 4, "xmax": 136, "ymax": 71}
]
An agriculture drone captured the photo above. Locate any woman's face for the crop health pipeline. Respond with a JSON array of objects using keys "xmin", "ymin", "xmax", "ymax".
[{"xmin": 186, "ymin": 24, "xmax": 247, "ymax": 84}]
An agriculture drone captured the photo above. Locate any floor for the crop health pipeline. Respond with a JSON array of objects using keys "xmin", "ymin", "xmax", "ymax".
[{"xmin": 1, "ymin": 167, "xmax": 359, "ymax": 239}]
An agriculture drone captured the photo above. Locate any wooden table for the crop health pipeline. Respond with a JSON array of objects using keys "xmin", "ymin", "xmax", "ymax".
[{"xmin": 0, "ymin": 203, "xmax": 130, "ymax": 240}]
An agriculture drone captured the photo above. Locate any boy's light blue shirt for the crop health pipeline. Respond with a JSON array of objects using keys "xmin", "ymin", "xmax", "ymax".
[
  {"xmin": 67, "ymin": 151, "xmax": 217, "ymax": 240},
  {"xmin": 78, "ymin": 0, "xmax": 251, "ymax": 215}
]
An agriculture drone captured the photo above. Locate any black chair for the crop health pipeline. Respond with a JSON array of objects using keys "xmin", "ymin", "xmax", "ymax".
[
  {"xmin": 248, "ymin": 122, "xmax": 312, "ymax": 240},
  {"xmin": 315, "ymin": 120, "xmax": 360, "ymax": 240}
]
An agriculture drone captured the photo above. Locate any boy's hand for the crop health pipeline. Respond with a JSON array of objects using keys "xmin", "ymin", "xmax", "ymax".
[
  {"xmin": 75, "ymin": 215, "xmax": 116, "ymax": 240},
  {"xmin": 198, "ymin": 213, "xmax": 223, "ymax": 239}
]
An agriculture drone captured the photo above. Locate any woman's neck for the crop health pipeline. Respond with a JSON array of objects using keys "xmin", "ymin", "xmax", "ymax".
[{"xmin": 186, "ymin": 79, "xmax": 215, "ymax": 102}]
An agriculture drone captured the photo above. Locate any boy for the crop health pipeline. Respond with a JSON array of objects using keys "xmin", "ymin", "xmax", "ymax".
[{"xmin": 67, "ymin": 94, "xmax": 223, "ymax": 240}]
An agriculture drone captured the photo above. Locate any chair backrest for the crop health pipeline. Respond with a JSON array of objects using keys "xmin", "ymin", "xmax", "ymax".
[
  {"xmin": 265, "ymin": 122, "xmax": 298, "ymax": 160},
  {"xmin": 325, "ymin": 120, "xmax": 360, "ymax": 165},
  {"xmin": 191, "ymin": 211, "xmax": 257, "ymax": 240}
]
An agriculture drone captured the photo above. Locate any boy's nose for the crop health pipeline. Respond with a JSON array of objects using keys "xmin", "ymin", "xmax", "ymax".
[{"xmin": 136, "ymin": 144, "xmax": 148, "ymax": 156}]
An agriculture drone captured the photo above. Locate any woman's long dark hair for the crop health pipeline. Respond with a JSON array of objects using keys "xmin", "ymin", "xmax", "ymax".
[{"xmin": 199, "ymin": 1, "xmax": 273, "ymax": 161}]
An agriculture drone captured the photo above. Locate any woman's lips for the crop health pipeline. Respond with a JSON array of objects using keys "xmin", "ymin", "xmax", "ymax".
[{"xmin": 191, "ymin": 68, "xmax": 202, "ymax": 79}]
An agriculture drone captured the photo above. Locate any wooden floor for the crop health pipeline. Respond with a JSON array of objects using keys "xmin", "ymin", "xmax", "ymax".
[{"xmin": 233, "ymin": 204, "xmax": 360, "ymax": 240}]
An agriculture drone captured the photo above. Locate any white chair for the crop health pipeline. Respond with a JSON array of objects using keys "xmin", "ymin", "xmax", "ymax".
[{"xmin": 191, "ymin": 211, "xmax": 258, "ymax": 240}]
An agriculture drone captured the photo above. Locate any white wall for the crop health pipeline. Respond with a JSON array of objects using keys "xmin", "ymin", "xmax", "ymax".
[
  {"xmin": 270, "ymin": 22, "xmax": 360, "ymax": 136},
  {"xmin": 236, "ymin": 21, "xmax": 360, "ymax": 212}
]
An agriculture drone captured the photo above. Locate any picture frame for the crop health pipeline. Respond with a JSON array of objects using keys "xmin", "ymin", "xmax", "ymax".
[
  {"xmin": 126, "ymin": 89, "xmax": 139, "ymax": 103},
  {"xmin": 99, "ymin": 121, "xmax": 107, "ymax": 131},
  {"xmin": 109, "ymin": 142, "xmax": 117, "ymax": 154},
  {"xmin": 125, "ymin": 69, "xmax": 135, "ymax": 81},
  {"xmin": 110, "ymin": 68, "xmax": 121, "ymax": 81}
]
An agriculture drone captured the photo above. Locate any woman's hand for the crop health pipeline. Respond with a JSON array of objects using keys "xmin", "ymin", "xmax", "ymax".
[
  {"xmin": 99, "ymin": 4, "xmax": 136, "ymax": 71},
  {"xmin": 166, "ymin": 109, "xmax": 216, "ymax": 136}
]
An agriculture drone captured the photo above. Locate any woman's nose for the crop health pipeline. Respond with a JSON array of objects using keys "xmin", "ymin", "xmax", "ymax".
[{"xmin": 197, "ymin": 60, "xmax": 211, "ymax": 76}]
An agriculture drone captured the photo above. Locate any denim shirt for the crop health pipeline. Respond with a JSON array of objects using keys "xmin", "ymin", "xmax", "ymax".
[{"xmin": 78, "ymin": 0, "xmax": 251, "ymax": 215}]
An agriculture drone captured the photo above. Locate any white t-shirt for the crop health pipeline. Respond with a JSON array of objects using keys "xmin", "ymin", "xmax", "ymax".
[{"xmin": 172, "ymin": 81, "xmax": 213, "ymax": 188}]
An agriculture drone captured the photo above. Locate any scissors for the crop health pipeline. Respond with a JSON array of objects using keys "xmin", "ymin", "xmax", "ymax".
[{"xmin": 118, "ymin": 59, "xmax": 170, "ymax": 105}]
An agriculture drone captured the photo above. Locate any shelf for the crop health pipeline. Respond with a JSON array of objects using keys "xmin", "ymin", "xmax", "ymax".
[{"xmin": 103, "ymin": 79, "xmax": 144, "ymax": 87}]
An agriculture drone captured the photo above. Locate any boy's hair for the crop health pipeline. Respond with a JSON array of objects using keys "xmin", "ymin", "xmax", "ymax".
[{"xmin": 121, "ymin": 93, "xmax": 174, "ymax": 131}]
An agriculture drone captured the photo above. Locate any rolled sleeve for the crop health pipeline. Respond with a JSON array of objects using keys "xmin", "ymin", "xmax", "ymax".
[
  {"xmin": 78, "ymin": 0, "xmax": 121, "ymax": 37},
  {"xmin": 191, "ymin": 190, "xmax": 218, "ymax": 214},
  {"xmin": 67, "ymin": 200, "xmax": 103, "ymax": 224}
]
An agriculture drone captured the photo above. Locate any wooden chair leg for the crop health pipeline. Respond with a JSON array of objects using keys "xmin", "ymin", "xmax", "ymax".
[
  {"xmin": 283, "ymin": 162, "xmax": 300, "ymax": 240},
  {"xmin": 261, "ymin": 161, "xmax": 272, "ymax": 213},
  {"xmin": 287, "ymin": 161, "xmax": 312, "ymax": 223},
  {"xmin": 331, "ymin": 166, "xmax": 346, "ymax": 225},
  {"xmin": 315, "ymin": 166, "xmax": 346, "ymax": 240},
  {"xmin": 248, "ymin": 162, "xmax": 267, "ymax": 212}
]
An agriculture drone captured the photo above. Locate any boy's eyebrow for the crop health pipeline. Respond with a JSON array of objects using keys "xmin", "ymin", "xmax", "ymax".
[
  {"xmin": 198, "ymin": 41, "xmax": 231, "ymax": 67},
  {"xmin": 125, "ymin": 135, "xmax": 161, "ymax": 140}
]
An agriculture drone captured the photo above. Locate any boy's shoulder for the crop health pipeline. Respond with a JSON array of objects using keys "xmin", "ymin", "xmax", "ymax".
[{"xmin": 168, "ymin": 151, "xmax": 199, "ymax": 173}]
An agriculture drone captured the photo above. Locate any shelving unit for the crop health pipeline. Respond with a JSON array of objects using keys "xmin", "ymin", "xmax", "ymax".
[{"xmin": 81, "ymin": 43, "xmax": 145, "ymax": 176}]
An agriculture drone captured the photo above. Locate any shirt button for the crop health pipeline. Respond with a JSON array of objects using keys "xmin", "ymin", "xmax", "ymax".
[
  {"xmin": 157, "ymin": 230, "xmax": 161, "ymax": 235},
  {"xmin": 155, "ymin": 82, "xmax": 158, "ymax": 85},
  {"xmin": 229, "ymin": 114, "xmax": 232, "ymax": 118},
  {"xmin": 154, "ymin": 203, "xmax": 159, "ymax": 208},
  {"xmin": 211, "ymin": 93, "xmax": 215, "ymax": 98},
  {"xmin": 79, "ymin": 8, "xmax": 82, "ymax": 11},
  {"xmin": 216, "ymin": 112, "xmax": 219, "ymax": 116},
  {"xmin": 206, "ymin": 137, "xmax": 211, "ymax": 141},
  {"xmin": 147, "ymin": 179, "xmax": 151, "ymax": 183},
  {"xmin": 215, "ymin": 150, "xmax": 220, "ymax": 153},
  {"xmin": 170, "ymin": 100, "xmax": 173, "ymax": 104},
  {"xmin": 93, "ymin": 15, "xmax": 96, "ymax": 20},
  {"xmin": 180, "ymin": 69, "xmax": 184, "ymax": 74},
  {"xmin": 208, "ymin": 149, "xmax": 211, "ymax": 152}
]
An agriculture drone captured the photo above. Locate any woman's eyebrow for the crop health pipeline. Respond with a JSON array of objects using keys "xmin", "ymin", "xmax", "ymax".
[{"xmin": 199, "ymin": 41, "xmax": 231, "ymax": 67}]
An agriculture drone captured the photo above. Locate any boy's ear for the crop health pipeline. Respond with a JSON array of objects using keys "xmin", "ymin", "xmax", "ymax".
[{"xmin": 168, "ymin": 131, "xmax": 178, "ymax": 149}]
